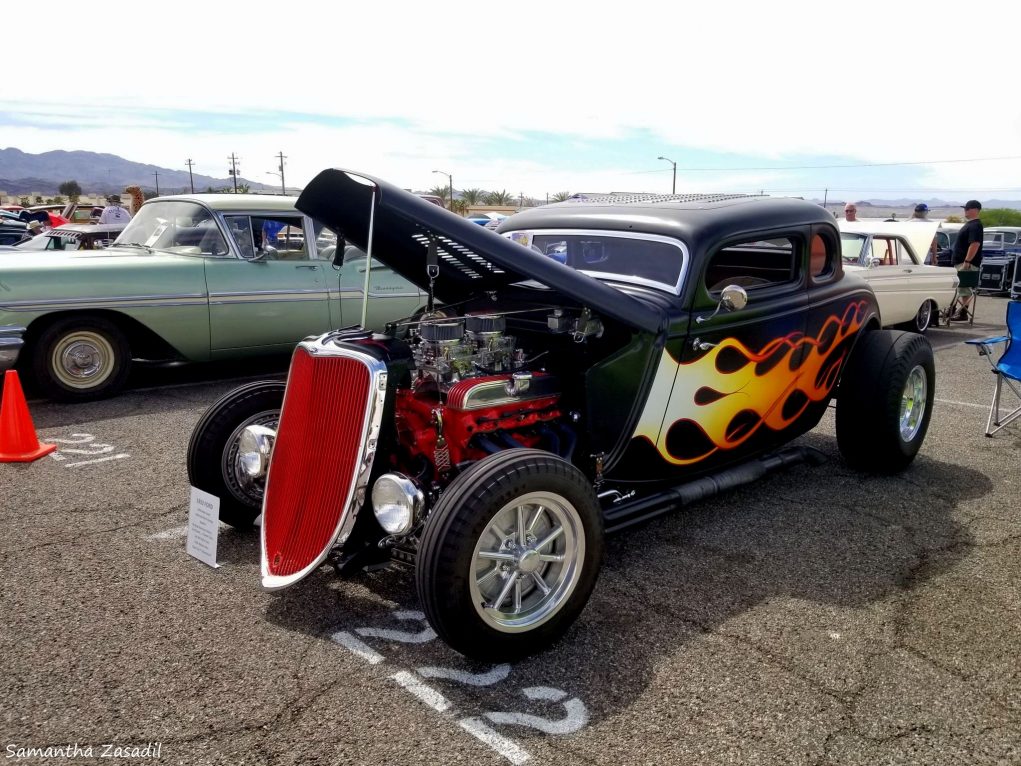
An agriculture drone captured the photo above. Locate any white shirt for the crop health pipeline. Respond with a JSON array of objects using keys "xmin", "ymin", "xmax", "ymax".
[{"xmin": 99, "ymin": 205, "xmax": 131, "ymax": 224}]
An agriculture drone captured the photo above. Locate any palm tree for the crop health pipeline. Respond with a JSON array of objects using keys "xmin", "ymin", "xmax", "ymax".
[
  {"xmin": 484, "ymin": 189, "xmax": 513, "ymax": 206},
  {"xmin": 428, "ymin": 184, "xmax": 451, "ymax": 206},
  {"xmin": 551, "ymin": 191, "xmax": 573, "ymax": 202},
  {"xmin": 460, "ymin": 188, "xmax": 485, "ymax": 206}
]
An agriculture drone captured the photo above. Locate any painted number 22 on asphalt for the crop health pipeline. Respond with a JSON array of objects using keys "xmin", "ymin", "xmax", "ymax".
[{"xmin": 48, "ymin": 433, "xmax": 130, "ymax": 468}]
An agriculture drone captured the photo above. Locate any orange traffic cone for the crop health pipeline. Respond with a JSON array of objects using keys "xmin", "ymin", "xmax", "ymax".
[{"xmin": 0, "ymin": 370, "xmax": 56, "ymax": 463}]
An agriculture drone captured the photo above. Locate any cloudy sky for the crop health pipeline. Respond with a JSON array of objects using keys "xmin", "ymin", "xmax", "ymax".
[{"xmin": 2, "ymin": 0, "xmax": 1019, "ymax": 201}]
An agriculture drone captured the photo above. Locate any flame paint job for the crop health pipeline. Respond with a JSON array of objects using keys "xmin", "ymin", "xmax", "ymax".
[{"xmin": 633, "ymin": 300, "xmax": 868, "ymax": 465}]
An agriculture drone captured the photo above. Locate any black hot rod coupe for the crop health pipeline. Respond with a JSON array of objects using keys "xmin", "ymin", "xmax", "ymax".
[{"xmin": 188, "ymin": 169, "xmax": 935, "ymax": 660}]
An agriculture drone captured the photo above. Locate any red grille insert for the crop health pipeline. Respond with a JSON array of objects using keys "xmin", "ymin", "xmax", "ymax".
[{"xmin": 262, "ymin": 348, "xmax": 371, "ymax": 581}]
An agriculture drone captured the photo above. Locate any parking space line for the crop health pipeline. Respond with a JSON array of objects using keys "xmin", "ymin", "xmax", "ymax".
[
  {"xmin": 459, "ymin": 717, "xmax": 531, "ymax": 765},
  {"xmin": 330, "ymin": 631, "xmax": 384, "ymax": 665},
  {"xmin": 935, "ymin": 398, "xmax": 988, "ymax": 410},
  {"xmin": 145, "ymin": 526, "xmax": 190, "ymax": 541},
  {"xmin": 64, "ymin": 454, "xmax": 130, "ymax": 468},
  {"xmin": 391, "ymin": 670, "xmax": 452, "ymax": 712}
]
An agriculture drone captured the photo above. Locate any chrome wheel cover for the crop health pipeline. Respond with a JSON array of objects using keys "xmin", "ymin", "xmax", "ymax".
[
  {"xmin": 899, "ymin": 365, "xmax": 927, "ymax": 442},
  {"xmin": 51, "ymin": 331, "xmax": 115, "ymax": 389},
  {"xmin": 469, "ymin": 491, "xmax": 585, "ymax": 633},
  {"xmin": 222, "ymin": 410, "xmax": 279, "ymax": 507},
  {"xmin": 916, "ymin": 302, "xmax": 932, "ymax": 332}
]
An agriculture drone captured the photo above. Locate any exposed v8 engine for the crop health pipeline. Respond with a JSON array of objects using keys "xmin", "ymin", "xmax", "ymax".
[{"xmin": 395, "ymin": 313, "xmax": 571, "ymax": 475}]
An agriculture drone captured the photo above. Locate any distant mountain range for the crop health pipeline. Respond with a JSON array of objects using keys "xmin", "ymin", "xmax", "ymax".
[{"xmin": 0, "ymin": 148, "xmax": 296, "ymax": 195}]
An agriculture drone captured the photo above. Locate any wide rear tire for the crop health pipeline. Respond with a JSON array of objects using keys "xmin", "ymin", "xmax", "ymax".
[
  {"xmin": 836, "ymin": 331, "xmax": 934, "ymax": 473},
  {"xmin": 417, "ymin": 449, "xmax": 603, "ymax": 661},
  {"xmin": 187, "ymin": 380, "xmax": 284, "ymax": 528}
]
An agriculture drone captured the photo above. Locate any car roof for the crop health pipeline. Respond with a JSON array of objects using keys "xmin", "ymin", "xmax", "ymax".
[
  {"xmin": 984, "ymin": 226, "xmax": 1021, "ymax": 233},
  {"xmin": 502, "ymin": 193, "xmax": 837, "ymax": 253},
  {"xmin": 143, "ymin": 194, "xmax": 300, "ymax": 212}
]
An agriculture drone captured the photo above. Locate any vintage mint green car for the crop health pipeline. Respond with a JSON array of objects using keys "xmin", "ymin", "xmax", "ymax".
[{"xmin": 0, "ymin": 194, "xmax": 426, "ymax": 401}]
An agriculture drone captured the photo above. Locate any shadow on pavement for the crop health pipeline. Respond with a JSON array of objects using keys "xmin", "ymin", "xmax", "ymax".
[{"xmin": 261, "ymin": 435, "xmax": 985, "ymax": 728}]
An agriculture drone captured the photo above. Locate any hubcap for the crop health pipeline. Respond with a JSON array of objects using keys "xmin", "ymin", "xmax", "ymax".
[
  {"xmin": 222, "ymin": 410, "xmax": 279, "ymax": 506},
  {"xmin": 51, "ymin": 331, "xmax": 115, "ymax": 389},
  {"xmin": 469, "ymin": 491, "xmax": 585, "ymax": 633},
  {"xmin": 899, "ymin": 365, "xmax": 927, "ymax": 442}
]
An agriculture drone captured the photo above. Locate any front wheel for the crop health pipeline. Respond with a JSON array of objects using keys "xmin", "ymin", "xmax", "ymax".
[
  {"xmin": 31, "ymin": 316, "xmax": 131, "ymax": 401},
  {"xmin": 186, "ymin": 381, "xmax": 284, "ymax": 528},
  {"xmin": 836, "ymin": 330, "xmax": 935, "ymax": 473},
  {"xmin": 416, "ymin": 449, "xmax": 603, "ymax": 661}
]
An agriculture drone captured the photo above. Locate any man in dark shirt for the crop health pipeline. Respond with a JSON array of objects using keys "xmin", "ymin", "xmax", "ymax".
[{"xmin": 951, "ymin": 200, "xmax": 983, "ymax": 320}]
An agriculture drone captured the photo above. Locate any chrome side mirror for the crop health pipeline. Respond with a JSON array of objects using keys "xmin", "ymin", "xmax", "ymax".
[
  {"xmin": 720, "ymin": 284, "xmax": 748, "ymax": 312},
  {"xmin": 696, "ymin": 283, "xmax": 748, "ymax": 324}
]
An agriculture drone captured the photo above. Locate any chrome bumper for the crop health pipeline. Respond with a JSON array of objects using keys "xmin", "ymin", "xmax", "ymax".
[{"xmin": 0, "ymin": 325, "xmax": 26, "ymax": 370}]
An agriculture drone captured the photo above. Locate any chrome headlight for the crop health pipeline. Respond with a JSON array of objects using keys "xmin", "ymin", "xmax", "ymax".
[
  {"xmin": 238, "ymin": 424, "xmax": 276, "ymax": 480},
  {"xmin": 371, "ymin": 473, "xmax": 423, "ymax": 535}
]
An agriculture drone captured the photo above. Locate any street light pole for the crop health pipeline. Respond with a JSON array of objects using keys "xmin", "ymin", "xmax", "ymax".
[
  {"xmin": 657, "ymin": 156, "xmax": 676, "ymax": 194},
  {"xmin": 432, "ymin": 169, "xmax": 453, "ymax": 212}
]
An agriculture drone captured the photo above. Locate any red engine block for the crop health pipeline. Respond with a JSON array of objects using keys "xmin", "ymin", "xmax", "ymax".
[{"xmin": 394, "ymin": 374, "xmax": 561, "ymax": 473}]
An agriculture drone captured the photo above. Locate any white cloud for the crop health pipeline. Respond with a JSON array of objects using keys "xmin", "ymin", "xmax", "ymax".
[{"xmin": 3, "ymin": 0, "xmax": 1020, "ymax": 197}]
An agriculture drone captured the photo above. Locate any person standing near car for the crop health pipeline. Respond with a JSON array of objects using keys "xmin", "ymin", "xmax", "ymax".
[
  {"xmin": 99, "ymin": 194, "xmax": 131, "ymax": 224},
  {"xmin": 906, "ymin": 203, "xmax": 938, "ymax": 263},
  {"xmin": 951, "ymin": 200, "xmax": 984, "ymax": 321}
]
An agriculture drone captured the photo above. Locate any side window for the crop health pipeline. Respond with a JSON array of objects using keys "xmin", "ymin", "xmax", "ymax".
[
  {"xmin": 870, "ymin": 238, "xmax": 896, "ymax": 266},
  {"xmin": 253, "ymin": 216, "xmax": 307, "ymax": 260},
  {"xmin": 810, "ymin": 233, "xmax": 833, "ymax": 279},
  {"xmin": 1005, "ymin": 232, "xmax": 1018, "ymax": 245},
  {"xmin": 224, "ymin": 215, "xmax": 255, "ymax": 259},
  {"xmin": 704, "ymin": 236, "xmax": 799, "ymax": 294},
  {"xmin": 312, "ymin": 222, "xmax": 339, "ymax": 261}
]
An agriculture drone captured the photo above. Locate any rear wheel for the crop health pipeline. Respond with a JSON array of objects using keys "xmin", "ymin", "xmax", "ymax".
[
  {"xmin": 187, "ymin": 381, "xmax": 284, "ymax": 528},
  {"xmin": 416, "ymin": 449, "xmax": 603, "ymax": 661},
  {"xmin": 31, "ymin": 316, "xmax": 131, "ymax": 401},
  {"xmin": 836, "ymin": 330, "xmax": 934, "ymax": 473},
  {"xmin": 910, "ymin": 300, "xmax": 934, "ymax": 333}
]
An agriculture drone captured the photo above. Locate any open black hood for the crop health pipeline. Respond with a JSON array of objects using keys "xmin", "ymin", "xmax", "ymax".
[{"xmin": 296, "ymin": 169, "xmax": 664, "ymax": 333}]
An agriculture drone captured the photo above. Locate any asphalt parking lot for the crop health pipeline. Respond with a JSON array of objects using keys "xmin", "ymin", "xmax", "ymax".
[{"xmin": 2, "ymin": 298, "xmax": 1019, "ymax": 766}]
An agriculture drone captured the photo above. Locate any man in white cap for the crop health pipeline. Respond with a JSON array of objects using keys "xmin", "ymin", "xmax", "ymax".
[
  {"xmin": 99, "ymin": 194, "xmax": 131, "ymax": 224},
  {"xmin": 17, "ymin": 219, "xmax": 44, "ymax": 244}
]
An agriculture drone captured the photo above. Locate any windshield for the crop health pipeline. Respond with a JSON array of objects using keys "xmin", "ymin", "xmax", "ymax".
[
  {"xmin": 17, "ymin": 232, "xmax": 81, "ymax": 251},
  {"xmin": 114, "ymin": 201, "xmax": 228, "ymax": 256},
  {"xmin": 840, "ymin": 233, "xmax": 866, "ymax": 264},
  {"xmin": 503, "ymin": 230, "xmax": 687, "ymax": 292}
]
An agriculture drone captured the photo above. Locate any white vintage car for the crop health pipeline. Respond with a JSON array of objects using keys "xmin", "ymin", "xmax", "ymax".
[{"xmin": 839, "ymin": 221, "xmax": 958, "ymax": 333}]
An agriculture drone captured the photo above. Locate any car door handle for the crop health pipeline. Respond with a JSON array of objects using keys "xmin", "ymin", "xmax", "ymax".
[
  {"xmin": 692, "ymin": 337, "xmax": 718, "ymax": 352},
  {"xmin": 295, "ymin": 264, "xmax": 319, "ymax": 270}
]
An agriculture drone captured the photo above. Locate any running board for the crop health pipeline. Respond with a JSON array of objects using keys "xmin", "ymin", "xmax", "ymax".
[{"xmin": 601, "ymin": 446, "xmax": 827, "ymax": 534}]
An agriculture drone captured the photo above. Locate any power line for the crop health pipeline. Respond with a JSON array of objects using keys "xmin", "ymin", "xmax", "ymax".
[{"xmin": 626, "ymin": 154, "xmax": 1021, "ymax": 174}]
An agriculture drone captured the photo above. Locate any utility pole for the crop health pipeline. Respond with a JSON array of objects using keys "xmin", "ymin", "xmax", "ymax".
[
  {"xmin": 185, "ymin": 159, "xmax": 195, "ymax": 193},
  {"xmin": 228, "ymin": 153, "xmax": 240, "ymax": 193},
  {"xmin": 823, "ymin": 188, "xmax": 828, "ymax": 208},
  {"xmin": 153, "ymin": 170, "xmax": 160, "ymax": 196},
  {"xmin": 276, "ymin": 151, "xmax": 286, "ymax": 195}
]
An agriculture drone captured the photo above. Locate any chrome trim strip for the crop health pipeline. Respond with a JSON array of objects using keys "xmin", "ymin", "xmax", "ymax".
[
  {"xmin": 0, "ymin": 294, "xmax": 207, "ymax": 312},
  {"xmin": 209, "ymin": 289, "xmax": 325, "ymax": 298},
  {"xmin": 0, "ymin": 325, "xmax": 25, "ymax": 370},
  {"xmin": 261, "ymin": 338, "xmax": 388, "ymax": 590}
]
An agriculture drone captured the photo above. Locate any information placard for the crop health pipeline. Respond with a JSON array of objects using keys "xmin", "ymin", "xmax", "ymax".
[{"xmin": 186, "ymin": 487, "xmax": 221, "ymax": 568}]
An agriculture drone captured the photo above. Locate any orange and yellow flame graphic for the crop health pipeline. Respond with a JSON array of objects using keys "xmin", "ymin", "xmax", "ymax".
[{"xmin": 634, "ymin": 301, "xmax": 867, "ymax": 465}]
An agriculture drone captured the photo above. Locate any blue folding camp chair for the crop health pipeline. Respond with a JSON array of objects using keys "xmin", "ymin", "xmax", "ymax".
[{"xmin": 964, "ymin": 300, "xmax": 1021, "ymax": 436}]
